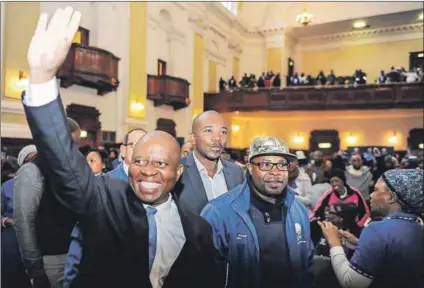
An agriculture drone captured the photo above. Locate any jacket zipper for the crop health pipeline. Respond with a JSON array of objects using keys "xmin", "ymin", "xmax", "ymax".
[{"xmin": 224, "ymin": 262, "xmax": 229, "ymax": 288}]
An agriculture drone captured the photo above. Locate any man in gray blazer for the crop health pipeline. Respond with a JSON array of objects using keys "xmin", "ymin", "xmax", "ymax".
[{"xmin": 177, "ymin": 111, "xmax": 244, "ymax": 215}]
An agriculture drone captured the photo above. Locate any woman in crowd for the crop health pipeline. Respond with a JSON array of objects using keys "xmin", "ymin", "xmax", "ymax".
[{"xmin": 311, "ymin": 169, "xmax": 370, "ymax": 228}]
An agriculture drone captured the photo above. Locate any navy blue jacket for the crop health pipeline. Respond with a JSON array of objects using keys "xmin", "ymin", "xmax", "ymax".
[{"xmin": 201, "ymin": 180, "xmax": 314, "ymax": 288}]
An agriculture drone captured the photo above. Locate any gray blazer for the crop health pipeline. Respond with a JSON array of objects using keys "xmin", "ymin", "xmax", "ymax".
[{"xmin": 176, "ymin": 152, "xmax": 244, "ymax": 215}]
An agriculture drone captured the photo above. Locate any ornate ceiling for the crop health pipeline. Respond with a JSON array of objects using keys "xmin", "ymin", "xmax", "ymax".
[{"xmin": 236, "ymin": 2, "xmax": 423, "ymax": 36}]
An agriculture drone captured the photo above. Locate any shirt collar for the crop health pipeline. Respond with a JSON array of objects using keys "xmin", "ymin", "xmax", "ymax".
[
  {"xmin": 192, "ymin": 151, "xmax": 224, "ymax": 175},
  {"xmin": 142, "ymin": 194, "xmax": 173, "ymax": 214},
  {"xmin": 123, "ymin": 162, "xmax": 129, "ymax": 176}
]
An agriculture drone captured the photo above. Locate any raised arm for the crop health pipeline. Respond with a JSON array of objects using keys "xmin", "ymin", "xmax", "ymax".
[{"xmin": 23, "ymin": 7, "xmax": 103, "ymax": 215}]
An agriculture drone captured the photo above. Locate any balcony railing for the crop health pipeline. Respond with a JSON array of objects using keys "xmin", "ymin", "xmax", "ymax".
[
  {"xmin": 57, "ymin": 43, "xmax": 120, "ymax": 95},
  {"xmin": 147, "ymin": 75, "xmax": 190, "ymax": 110},
  {"xmin": 204, "ymin": 82, "xmax": 424, "ymax": 112}
]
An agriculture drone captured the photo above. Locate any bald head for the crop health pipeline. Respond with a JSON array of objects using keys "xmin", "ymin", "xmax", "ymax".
[
  {"xmin": 192, "ymin": 111, "xmax": 224, "ymax": 134},
  {"xmin": 134, "ymin": 130, "xmax": 181, "ymax": 164}
]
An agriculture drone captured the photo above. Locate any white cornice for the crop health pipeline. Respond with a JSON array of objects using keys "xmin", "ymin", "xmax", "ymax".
[
  {"xmin": 299, "ymin": 23, "xmax": 424, "ymax": 51},
  {"xmin": 1, "ymin": 99, "xmax": 25, "ymax": 115},
  {"xmin": 300, "ymin": 22, "xmax": 423, "ymax": 44}
]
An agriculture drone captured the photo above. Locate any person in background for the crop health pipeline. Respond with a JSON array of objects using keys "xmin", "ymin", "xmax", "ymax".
[
  {"xmin": 219, "ymin": 77, "xmax": 226, "ymax": 91},
  {"xmin": 288, "ymin": 157, "xmax": 313, "ymax": 209},
  {"xmin": 319, "ymin": 169, "xmax": 424, "ymax": 288},
  {"xmin": 377, "ymin": 70, "xmax": 387, "ymax": 84},
  {"xmin": 299, "ymin": 73, "xmax": 307, "ymax": 85},
  {"xmin": 86, "ymin": 148, "xmax": 105, "ymax": 175},
  {"xmin": 178, "ymin": 111, "xmax": 244, "ymax": 215},
  {"xmin": 14, "ymin": 118, "xmax": 81, "ymax": 288},
  {"xmin": 108, "ymin": 149, "xmax": 120, "ymax": 170},
  {"xmin": 201, "ymin": 137, "xmax": 314, "ymax": 288},
  {"xmin": 311, "ymin": 169, "xmax": 370, "ymax": 228},
  {"xmin": 228, "ymin": 75, "xmax": 237, "ymax": 89},
  {"xmin": 2, "ymin": 145, "xmax": 37, "ymax": 288},
  {"xmin": 345, "ymin": 154, "xmax": 374, "ymax": 201},
  {"xmin": 306, "ymin": 150, "xmax": 327, "ymax": 184},
  {"xmin": 327, "ymin": 70, "xmax": 336, "ymax": 85},
  {"xmin": 108, "ymin": 128, "xmax": 146, "ymax": 181},
  {"xmin": 257, "ymin": 75, "xmax": 265, "ymax": 88},
  {"xmin": 272, "ymin": 73, "xmax": 281, "ymax": 87},
  {"xmin": 181, "ymin": 141, "xmax": 194, "ymax": 158},
  {"xmin": 316, "ymin": 70, "xmax": 327, "ymax": 85}
]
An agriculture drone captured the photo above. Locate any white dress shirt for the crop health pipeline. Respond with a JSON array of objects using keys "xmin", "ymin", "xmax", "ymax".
[
  {"xmin": 193, "ymin": 151, "xmax": 228, "ymax": 201},
  {"xmin": 122, "ymin": 162, "xmax": 129, "ymax": 176},
  {"xmin": 143, "ymin": 195, "xmax": 186, "ymax": 288},
  {"xmin": 25, "ymin": 78, "xmax": 186, "ymax": 288}
]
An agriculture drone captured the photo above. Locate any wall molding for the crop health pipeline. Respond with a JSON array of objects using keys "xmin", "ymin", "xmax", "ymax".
[
  {"xmin": 1, "ymin": 122, "xmax": 32, "ymax": 139},
  {"xmin": 299, "ymin": 22, "xmax": 424, "ymax": 51}
]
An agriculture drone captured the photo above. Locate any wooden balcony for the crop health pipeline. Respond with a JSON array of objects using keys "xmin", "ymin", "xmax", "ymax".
[
  {"xmin": 204, "ymin": 82, "xmax": 424, "ymax": 112},
  {"xmin": 57, "ymin": 43, "xmax": 120, "ymax": 95},
  {"xmin": 147, "ymin": 75, "xmax": 190, "ymax": 110}
]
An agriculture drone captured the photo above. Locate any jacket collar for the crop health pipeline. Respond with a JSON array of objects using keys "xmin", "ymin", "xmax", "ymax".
[{"xmin": 184, "ymin": 152, "xmax": 237, "ymax": 190}]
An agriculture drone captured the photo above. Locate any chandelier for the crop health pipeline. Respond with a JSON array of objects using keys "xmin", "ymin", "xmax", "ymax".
[{"xmin": 296, "ymin": 9, "xmax": 314, "ymax": 26}]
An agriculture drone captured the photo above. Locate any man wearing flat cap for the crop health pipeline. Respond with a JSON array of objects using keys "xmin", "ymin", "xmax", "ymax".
[
  {"xmin": 319, "ymin": 169, "xmax": 424, "ymax": 288},
  {"xmin": 201, "ymin": 136, "xmax": 314, "ymax": 288}
]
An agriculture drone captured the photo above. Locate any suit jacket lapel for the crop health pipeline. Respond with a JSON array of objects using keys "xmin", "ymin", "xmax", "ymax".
[
  {"xmin": 184, "ymin": 153, "xmax": 208, "ymax": 205},
  {"xmin": 222, "ymin": 160, "xmax": 236, "ymax": 190}
]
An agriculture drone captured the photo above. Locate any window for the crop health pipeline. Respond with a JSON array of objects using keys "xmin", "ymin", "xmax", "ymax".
[
  {"xmin": 101, "ymin": 131, "xmax": 116, "ymax": 144},
  {"xmin": 221, "ymin": 2, "xmax": 238, "ymax": 16}
]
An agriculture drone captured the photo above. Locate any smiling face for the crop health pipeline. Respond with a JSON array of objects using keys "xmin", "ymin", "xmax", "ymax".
[
  {"xmin": 129, "ymin": 131, "xmax": 183, "ymax": 206},
  {"xmin": 193, "ymin": 111, "xmax": 228, "ymax": 162},
  {"xmin": 247, "ymin": 155, "xmax": 289, "ymax": 198}
]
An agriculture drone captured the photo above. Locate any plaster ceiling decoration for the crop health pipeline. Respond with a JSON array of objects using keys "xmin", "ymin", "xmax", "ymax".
[{"xmin": 235, "ymin": 2, "xmax": 423, "ymax": 35}]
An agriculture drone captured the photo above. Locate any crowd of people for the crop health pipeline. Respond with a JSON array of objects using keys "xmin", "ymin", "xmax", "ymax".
[
  {"xmin": 218, "ymin": 66, "xmax": 424, "ymax": 91},
  {"xmin": 2, "ymin": 8, "xmax": 424, "ymax": 288}
]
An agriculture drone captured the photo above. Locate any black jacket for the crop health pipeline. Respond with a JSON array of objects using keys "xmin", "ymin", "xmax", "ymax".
[{"xmin": 24, "ymin": 96, "xmax": 223, "ymax": 288}]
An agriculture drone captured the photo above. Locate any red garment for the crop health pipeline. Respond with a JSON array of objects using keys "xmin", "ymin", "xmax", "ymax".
[{"xmin": 310, "ymin": 186, "xmax": 370, "ymax": 227}]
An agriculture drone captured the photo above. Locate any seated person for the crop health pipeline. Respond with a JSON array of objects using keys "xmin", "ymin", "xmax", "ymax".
[
  {"xmin": 316, "ymin": 71, "xmax": 327, "ymax": 85},
  {"xmin": 377, "ymin": 70, "xmax": 387, "ymax": 84}
]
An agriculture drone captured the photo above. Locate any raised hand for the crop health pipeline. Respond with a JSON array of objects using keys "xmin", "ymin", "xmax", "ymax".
[
  {"xmin": 317, "ymin": 220, "xmax": 342, "ymax": 248},
  {"xmin": 27, "ymin": 7, "xmax": 81, "ymax": 84}
]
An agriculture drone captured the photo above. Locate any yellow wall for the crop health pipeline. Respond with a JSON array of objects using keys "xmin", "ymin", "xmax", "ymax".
[
  {"xmin": 301, "ymin": 39, "xmax": 424, "ymax": 83},
  {"xmin": 232, "ymin": 56, "xmax": 240, "ymax": 80},
  {"xmin": 193, "ymin": 32, "xmax": 204, "ymax": 118},
  {"xmin": 3, "ymin": 2, "xmax": 40, "ymax": 99},
  {"xmin": 208, "ymin": 60, "xmax": 217, "ymax": 92},
  {"xmin": 224, "ymin": 109, "xmax": 423, "ymax": 150},
  {"xmin": 266, "ymin": 47, "xmax": 282, "ymax": 74},
  {"xmin": 128, "ymin": 2, "xmax": 147, "ymax": 119}
]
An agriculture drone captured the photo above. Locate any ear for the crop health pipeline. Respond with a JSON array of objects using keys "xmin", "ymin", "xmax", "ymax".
[
  {"xmin": 120, "ymin": 144, "xmax": 126, "ymax": 159},
  {"xmin": 176, "ymin": 164, "xmax": 184, "ymax": 181},
  {"xmin": 246, "ymin": 163, "xmax": 252, "ymax": 175}
]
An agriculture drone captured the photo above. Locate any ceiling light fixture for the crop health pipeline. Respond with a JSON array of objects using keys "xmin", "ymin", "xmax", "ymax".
[
  {"xmin": 418, "ymin": 12, "xmax": 423, "ymax": 21},
  {"xmin": 296, "ymin": 9, "xmax": 314, "ymax": 26},
  {"xmin": 353, "ymin": 21, "xmax": 368, "ymax": 29}
]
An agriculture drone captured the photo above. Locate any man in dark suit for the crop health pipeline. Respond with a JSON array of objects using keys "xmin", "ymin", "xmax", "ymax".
[
  {"xmin": 178, "ymin": 111, "xmax": 244, "ymax": 215},
  {"xmin": 23, "ymin": 7, "xmax": 222, "ymax": 288}
]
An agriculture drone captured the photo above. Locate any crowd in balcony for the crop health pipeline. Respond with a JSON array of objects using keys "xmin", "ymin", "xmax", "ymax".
[{"xmin": 218, "ymin": 66, "xmax": 423, "ymax": 91}]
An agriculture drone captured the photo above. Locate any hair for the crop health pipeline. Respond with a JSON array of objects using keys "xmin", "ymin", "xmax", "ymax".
[
  {"xmin": 123, "ymin": 128, "xmax": 147, "ymax": 145},
  {"xmin": 67, "ymin": 117, "xmax": 80, "ymax": 133},
  {"xmin": 85, "ymin": 148, "xmax": 105, "ymax": 164}
]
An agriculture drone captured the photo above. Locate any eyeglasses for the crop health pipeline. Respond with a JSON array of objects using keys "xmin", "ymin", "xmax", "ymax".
[{"xmin": 250, "ymin": 161, "xmax": 290, "ymax": 171}]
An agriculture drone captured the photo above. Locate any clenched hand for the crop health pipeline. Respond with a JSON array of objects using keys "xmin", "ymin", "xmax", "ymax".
[{"xmin": 27, "ymin": 7, "xmax": 81, "ymax": 84}]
